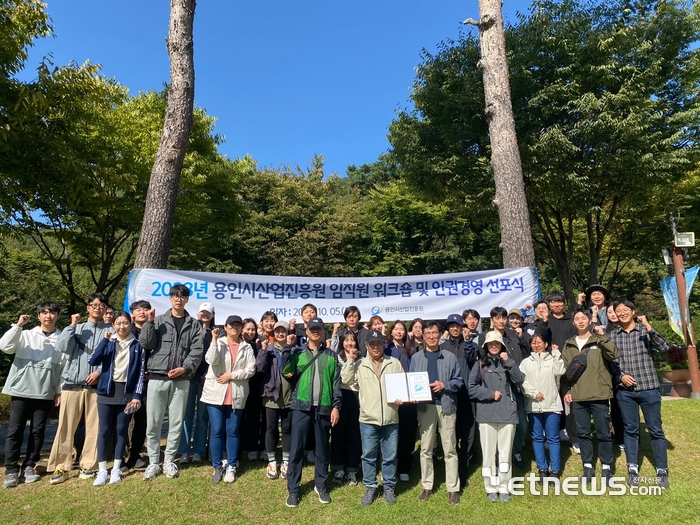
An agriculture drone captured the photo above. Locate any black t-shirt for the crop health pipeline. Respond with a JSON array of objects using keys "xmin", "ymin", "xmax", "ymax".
[{"xmin": 172, "ymin": 315, "xmax": 186, "ymax": 337}]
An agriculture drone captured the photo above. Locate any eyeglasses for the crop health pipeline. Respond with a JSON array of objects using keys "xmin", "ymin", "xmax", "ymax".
[{"xmin": 87, "ymin": 303, "xmax": 106, "ymax": 309}]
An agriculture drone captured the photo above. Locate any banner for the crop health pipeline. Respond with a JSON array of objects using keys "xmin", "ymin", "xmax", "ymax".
[
  {"xmin": 124, "ymin": 267, "xmax": 540, "ymax": 323},
  {"xmin": 659, "ymin": 266, "xmax": 698, "ymax": 344}
]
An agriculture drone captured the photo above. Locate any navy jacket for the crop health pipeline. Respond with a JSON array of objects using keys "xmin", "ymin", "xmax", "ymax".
[{"xmin": 89, "ymin": 337, "xmax": 146, "ymax": 401}]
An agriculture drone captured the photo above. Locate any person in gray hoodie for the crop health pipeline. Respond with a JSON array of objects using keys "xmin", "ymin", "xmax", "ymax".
[
  {"xmin": 1, "ymin": 303, "xmax": 63, "ymax": 488},
  {"xmin": 47, "ymin": 292, "xmax": 112, "ymax": 485},
  {"xmin": 139, "ymin": 284, "xmax": 204, "ymax": 481},
  {"xmin": 468, "ymin": 331, "xmax": 525, "ymax": 503}
]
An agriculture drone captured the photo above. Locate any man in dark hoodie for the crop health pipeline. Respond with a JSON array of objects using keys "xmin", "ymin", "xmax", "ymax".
[{"xmin": 139, "ymin": 284, "xmax": 204, "ymax": 481}]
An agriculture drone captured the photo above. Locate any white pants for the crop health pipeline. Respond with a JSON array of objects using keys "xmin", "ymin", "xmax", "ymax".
[{"xmin": 479, "ymin": 422, "xmax": 516, "ymax": 494}]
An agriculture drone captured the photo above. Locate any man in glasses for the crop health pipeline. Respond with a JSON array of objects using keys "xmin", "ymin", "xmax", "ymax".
[{"xmin": 48, "ymin": 292, "xmax": 112, "ymax": 484}]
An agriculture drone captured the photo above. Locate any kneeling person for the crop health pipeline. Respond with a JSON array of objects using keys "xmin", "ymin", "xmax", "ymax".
[{"xmin": 341, "ymin": 330, "xmax": 404, "ymax": 506}]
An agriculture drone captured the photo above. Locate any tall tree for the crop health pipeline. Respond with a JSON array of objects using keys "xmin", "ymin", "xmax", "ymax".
[
  {"xmin": 464, "ymin": 0, "xmax": 536, "ymax": 269},
  {"xmin": 134, "ymin": 0, "xmax": 196, "ymax": 269}
]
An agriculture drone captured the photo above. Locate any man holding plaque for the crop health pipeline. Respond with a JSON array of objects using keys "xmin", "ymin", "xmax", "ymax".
[
  {"xmin": 409, "ymin": 321, "xmax": 464, "ymax": 505},
  {"xmin": 341, "ymin": 330, "xmax": 405, "ymax": 506}
]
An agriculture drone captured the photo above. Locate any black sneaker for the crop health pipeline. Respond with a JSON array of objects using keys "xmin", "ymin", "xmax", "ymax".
[
  {"xmin": 627, "ymin": 469, "xmax": 639, "ymax": 487},
  {"xmin": 657, "ymin": 469, "xmax": 670, "ymax": 489},
  {"xmin": 134, "ymin": 457, "xmax": 149, "ymax": 470},
  {"xmin": 602, "ymin": 468, "xmax": 612, "ymax": 487},
  {"xmin": 537, "ymin": 468, "xmax": 550, "ymax": 484},
  {"xmin": 314, "ymin": 485, "xmax": 331, "ymax": 504},
  {"xmin": 211, "ymin": 467, "xmax": 223, "ymax": 483},
  {"xmin": 583, "ymin": 466, "xmax": 594, "ymax": 484},
  {"xmin": 361, "ymin": 486, "xmax": 377, "ymax": 506},
  {"xmin": 513, "ymin": 454, "xmax": 525, "ymax": 470},
  {"xmin": 286, "ymin": 492, "xmax": 299, "ymax": 508},
  {"xmin": 384, "ymin": 486, "xmax": 397, "ymax": 505}
]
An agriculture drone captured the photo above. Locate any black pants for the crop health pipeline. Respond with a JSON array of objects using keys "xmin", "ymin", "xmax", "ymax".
[
  {"xmin": 455, "ymin": 388, "xmax": 476, "ymax": 483},
  {"xmin": 572, "ymin": 400, "xmax": 613, "ymax": 466},
  {"xmin": 241, "ymin": 376, "xmax": 266, "ymax": 452},
  {"xmin": 330, "ymin": 389, "xmax": 361, "ymax": 472},
  {"xmin": 287, "ymin": 407, "xmax": 331, "ymax": 494},
  {"xmin": 609, "ymin": 396, "xmax": 624, "ymax": 447},
  {"xmin": 126, "ymin": 391, "xmax": 147, "ymax": 466},
  {"xmin": 4, "ymin": 397, "xmax": 53, "ymax": 475},
  {"xmin": 97, "ymin": 404, "xmax": 132, "ymax": 462},
  {"xmin": 264, "ymin": 407, "xmax": 292, "ymax": 459},
  {"xmin": 397, "ymin": 402, "xmax": 418, "ymax": 475}
]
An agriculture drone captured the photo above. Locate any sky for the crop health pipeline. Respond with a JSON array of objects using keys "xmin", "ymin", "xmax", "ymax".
[{"xmin": 19, "ymin": 0, "xmax": 533, "ymax": 177}]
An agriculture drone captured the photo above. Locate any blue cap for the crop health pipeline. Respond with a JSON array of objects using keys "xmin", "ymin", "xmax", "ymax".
[{"xmin": 445, "ymin": 314, "xmax": 464, "ymax": 326}]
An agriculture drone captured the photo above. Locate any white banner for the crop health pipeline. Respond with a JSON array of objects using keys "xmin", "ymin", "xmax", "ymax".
[{"xmin": 124, "ymin": 268, "xmax": 540, "ymax": 323}]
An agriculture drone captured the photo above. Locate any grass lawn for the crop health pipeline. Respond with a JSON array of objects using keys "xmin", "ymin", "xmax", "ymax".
[{"xmin": 1, "ymin": 399, "xmax": 698, "ymax": 525}]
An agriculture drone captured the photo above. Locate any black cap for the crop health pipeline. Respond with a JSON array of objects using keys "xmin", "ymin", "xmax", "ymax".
[
  {"xmin": 306, "ymin": 317, "xmax": 325, "ymax": 329},
  {"xmin": 225, "ymin": 315, "xmax": 243, "ymax": 326},
  {"xmin": 445, "ymin": 314, "xmax": 464, "ymax": 326},
  {"xmin": 585, "ymin": 284, "xmax": 611, "ymax": 303},
  {"xmin": 366, "ymin": 330, "xmax": 384, "ymax": 343}
]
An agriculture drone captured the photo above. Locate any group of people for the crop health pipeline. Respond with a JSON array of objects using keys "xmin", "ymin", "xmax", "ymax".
[{"xmin": 1, "ymin": 283, "xmax": 673, "ymax": 508}]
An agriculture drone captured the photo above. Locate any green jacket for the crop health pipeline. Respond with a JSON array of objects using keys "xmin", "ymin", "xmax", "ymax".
[
  {"xmin": 281, "ymin": 344, "xmax": 341, "ymax": 415},
  {"xmin": 561, "ymin": 333, "xmax": 619, "ymax": 402}
]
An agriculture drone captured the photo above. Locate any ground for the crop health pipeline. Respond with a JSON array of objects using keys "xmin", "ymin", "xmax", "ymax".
[{"xmin": 0, "ymin": 399, "xmax": 698, "ymax": 525}]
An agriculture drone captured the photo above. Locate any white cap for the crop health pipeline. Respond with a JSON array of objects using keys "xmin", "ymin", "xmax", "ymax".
[{"xmin": 199, "ymin": 302, "xmax": 215, "ymax": 314}]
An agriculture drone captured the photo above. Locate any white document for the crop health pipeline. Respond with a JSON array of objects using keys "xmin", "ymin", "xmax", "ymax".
[{"xmin": 384, "ymin": 371, "xmax": 432, "ymax": 403}]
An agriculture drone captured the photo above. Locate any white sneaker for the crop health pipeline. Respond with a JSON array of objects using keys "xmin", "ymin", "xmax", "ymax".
[
  {"xmin": 109, "ymin": 468, "xmax": 122, "ymax": 484},
  {"xmin": 224, "ymin": 465, "xmax": 236, "ymax": 483},
  {"xmin": 305, "ymin": 450, "xmax": 315, "ymax": 464},
  {"xmin": 572, "ymin": 443, "xmax": 581, "ymax": 454},
  {"xmin": 399, "ymin": 473, "xmax": 409, "ymax": 482},
  {"xmin": 143, "ymin": 463, "xmax": 161, "ymax": 481},
  {"xmin": 93, "ymin": 470, "xmax": 108, "ymax": 486},
  {"xmin": 191, "ymin": 453, "xmax": 203, "ymax": 464},
  {"xmin": 333, "ymin": 470, "xmax": 345, "ymax": 484},
  {"xmin": 163, "ymin": 461, "xmax": 179, "ymax": 479},
  {"xmin": 247, "ymin": 451, "xmax": 258, "ymax": 462}
]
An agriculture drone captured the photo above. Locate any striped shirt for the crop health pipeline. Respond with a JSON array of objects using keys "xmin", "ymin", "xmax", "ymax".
[{"xmin": 610, "ymin": 324, "xmax": 669, "ymax": 391}]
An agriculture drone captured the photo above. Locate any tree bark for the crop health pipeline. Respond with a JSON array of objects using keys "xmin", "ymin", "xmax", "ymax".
[
  {"xmin": 134, "ymin": 0, "xmax": 196, "ymax": 269},
  {"xmin": 469, "ymin": 0, "xmax": 536, "ymax": 269}
]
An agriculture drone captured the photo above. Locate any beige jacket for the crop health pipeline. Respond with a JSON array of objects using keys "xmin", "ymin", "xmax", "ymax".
[
  {"xmin": 341, "ymin": 355, "xmax": 404, "ymax": 426},
  {"xmin": 519, "ymin": 349, "xmax": 566, "ymax": 413},
  {"xmin": 200, "ymin": 338, "xmax": 255, "ymax": 408}
]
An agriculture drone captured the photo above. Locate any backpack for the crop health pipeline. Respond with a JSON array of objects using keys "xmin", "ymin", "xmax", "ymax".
[{"xmin": 565, "ymin": 346, "xmax": 593, "ymax": 383}]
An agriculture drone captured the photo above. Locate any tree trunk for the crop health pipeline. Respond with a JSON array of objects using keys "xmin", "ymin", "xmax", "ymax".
[
  {"xmin": 134, "ymin": 0, "xmax": 196, "ymax": 269},
  {"xmin": 469, "ymin": 0, "xmax": 536, "ymax": 269}
]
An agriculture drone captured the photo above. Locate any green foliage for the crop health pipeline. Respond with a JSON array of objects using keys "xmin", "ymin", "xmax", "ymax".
[{"xmin": 0, "ymin": 0, "xmax": 51, "ymax": 77}]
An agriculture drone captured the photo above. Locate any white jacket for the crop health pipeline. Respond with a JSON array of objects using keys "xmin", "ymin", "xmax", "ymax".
[
  {"xmin": 200, "ymin": 337, "xmax": 256, "ymax": 408},
  {"xmin": 519, "ymin": 349, "xmax": 566, "ymax": 413},
  {"xmin": 1, "ymin": 325, "xmax": 64, "ymax": 400}
]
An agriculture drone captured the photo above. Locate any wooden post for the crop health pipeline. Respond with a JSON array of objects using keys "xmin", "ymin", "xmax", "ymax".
[{"xmin": 673, "ymin": 247, "xmax": 700, "ymax": 398}]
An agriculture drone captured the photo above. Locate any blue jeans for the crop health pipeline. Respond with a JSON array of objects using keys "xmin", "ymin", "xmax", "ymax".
[
  {"xmin": 528, "ymin": 412, "xmax": 561, "ymax": 472},
  {"xmin": 360, "ymin": 422, "xmax": 399, "ymax": 489},
  {"xmin": 206, "ymin": 404, "xmax": 243, "ymax": 469},
  {"xmin": 616, "ymin": 388, "xmax": 667, "ymax": 470},
  {"xmin": 178, "ymin": 380, "xmax": 209, "ymax": 456}
]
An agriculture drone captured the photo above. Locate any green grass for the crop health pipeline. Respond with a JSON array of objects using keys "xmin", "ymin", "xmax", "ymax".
[{"xmin": 1, "ymin": 399, "xmax": 699, "ymax": 525}]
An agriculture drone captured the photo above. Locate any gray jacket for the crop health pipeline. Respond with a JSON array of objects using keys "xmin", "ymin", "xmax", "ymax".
[
  {"xmin": 468, "ymin": 355, "xmax": 525, "ymax": 424},
  {"xmin": 409, "ymin": 349, "xmax": 464, "ymax": 415},
  {"xmin": 57, "ymin": 320, "xmax": 112, "ymax": 388},
  {"xmin": 139, "ymin": 310, "xmax": 204, "ymax": 379}
]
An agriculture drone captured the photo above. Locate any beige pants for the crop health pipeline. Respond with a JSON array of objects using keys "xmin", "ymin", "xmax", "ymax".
[
  {"xmin": 417, "ymin": 404, "xmax": 459, "ymax": 492},
  {"xmin": 479, "ymin": 422, "xmax": 516, "ymax": 494},
  {"xmin": 47, "ymin": 388, "xmax": 99, "ymax": 472}
]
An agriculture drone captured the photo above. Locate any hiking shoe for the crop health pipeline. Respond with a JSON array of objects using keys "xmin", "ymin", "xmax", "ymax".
[
  {"xmin": 224, "ymin": 465, "xmax": 236, "ymax": 483},
  {"xmin": 384, "ymin": 486, "xmax": 397, "ymax": 505},
  {"xmin": 286, "ymin": 492, "xmax": 299, "ymax": 508},
  {"xmin": 583, "ymin": 466, "xmax": 594, "ymax": 484},
  {"xmin": 627, "ymin": 469, "xmax": 639, "ymax": 487},
  {"xmin": 305, "ymin": 450, "xmax": 315, "ymax": 464},
  {"xmin": 191, "ymin": 453, "xmax": 202, "ymax": 464},
  {"xmin": 3, "ymin": 473, "xmax": 19, "ymax": 489},
  {"xmin": 657, "ymin": 469, "xmax": 670, "ymax": 489},
  {"xmin": 399, "ymin": 473, "xmax": 409, "ymax": 482},
  {"xmin": 500, "ymin": 493, "xmax": 511, "ymax": 502},
  {"xmin": 347, "ymin": 471, "xmax": 358, "ymax": 486},
  {"xmin": 314, "ymin": 485, "xmax": 331, "ymax": 504},
  {"xmin": 247, "ymin": 451, "xmax": 258, "ymax": 462},
  {"xmin": 79, "ymin": 468, "xmax": 95, "ymax": 480},
  {"xmin": 163, "ymin": 461, "xmax": 179, "ymax": 479},
  {"xmin": 50, "ymin": 469, "xmax": 68, "ymax": 485},
  {"xmin": 333, "ymin": 470, "xmax": 345, "ymax": 484},
  {"xmin": 179, "ymin": 454, "xmax": 190, "ymax": 466},
  {"xmin": 93, "ymin": 470, "xmax": 108, "ymax": 486},
  {"xmin": 280, "ymin": 461, "xmax": 288, "ymax": 479},
  {"xmin": 22, "ymin": 466, "xmax": 41, "ymax": 484},
  {"xmin": 418, "ymin": 489, "xmax": 432, "ymax": 502},
  {"xmin": 487, "ymin": 492, "xmax": 498, "ymax": 502},
  {"xmin": 513, "ymin": 454, "xmax": 525, "ymax": 470},
  {"xmin": 212, "ymin": 467, "xmax": 223, "ymax": 483},
  {"xmin": 143, "ymin": 463, "xmax": 161, "ymax": 481},
  {"xmin": 448, "ymin": 491, "xmax": 460, "ymax": 505},
  {"xmin": 267, "ymin": 462, "xmax": 279, "ymax": 480},
  {"xmin": 361, "ymin": 486, "xmax": 377, "ymax": 506},
  {"xmin": 109, "ymin": 468, "xmax": 122, "ymax": 484}
]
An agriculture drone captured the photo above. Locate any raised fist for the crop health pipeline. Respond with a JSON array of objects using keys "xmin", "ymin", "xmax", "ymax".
[
  {"xmin": 147, "ymin": 309, "xmax": 156, "ymax": 322},
  {"xmin": 287, "ymin": 334, "xmax": 297, "ymax": 346},
  {"xmin": 104, "ymin": 331, "xmax": 113, "ymax": 340},
  {"xmin": 71, "ymin": 313, "xmax": 81, "ymax": 326},
  {"xmin": 212, "ymin": 327, "xmax": 221, "ymax": 339},
  {"xmin": 16, "ymin": 315, "xmax": 31, "ymax": 327}
]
